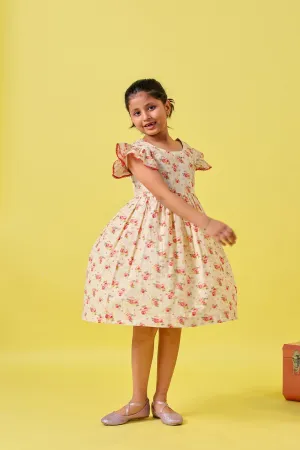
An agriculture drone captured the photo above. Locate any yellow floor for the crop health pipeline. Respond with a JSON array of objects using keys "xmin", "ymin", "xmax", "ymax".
[{"xmin": 1, "ymin": 341, "xmax": 299, "ymax": 450}]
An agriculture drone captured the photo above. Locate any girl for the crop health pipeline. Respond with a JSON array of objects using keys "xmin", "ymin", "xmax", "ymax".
[{"xmin": 82, "ymin": 79, "xmax": 238, "ymax": 426}]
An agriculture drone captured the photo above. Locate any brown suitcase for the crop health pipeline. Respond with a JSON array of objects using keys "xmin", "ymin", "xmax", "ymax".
[{"xmin": 282, "ymin": 341, "xmax": 300, "ymax": 401}]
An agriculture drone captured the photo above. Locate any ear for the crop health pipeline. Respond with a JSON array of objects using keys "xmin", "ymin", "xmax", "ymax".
[{"xmin": 165, "ymin": 99, "xmax": 171, "ymax": 117}]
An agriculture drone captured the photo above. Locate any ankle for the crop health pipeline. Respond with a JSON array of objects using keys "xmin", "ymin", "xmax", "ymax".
[
  {"xmin": 131, "ymin": 395, "xmax": 148, "ymax": 404},
  {"xmin": 153, "ymin": 393, "xmax": 167, "ymax": 403}
]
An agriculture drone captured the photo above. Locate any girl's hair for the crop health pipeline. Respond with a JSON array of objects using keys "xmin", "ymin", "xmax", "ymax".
[{"xmin": 125, "ymin": 79, "xmax": 175, "ymax": 128}]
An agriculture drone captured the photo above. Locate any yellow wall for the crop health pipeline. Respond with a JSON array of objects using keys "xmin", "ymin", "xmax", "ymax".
[
  {"xmin": 2, "ymin": 2, "xmax": 300, "ymax": 449},
  {"xmin": 1, "ymin": 0, "xmax": 300, "ymax": 356}
]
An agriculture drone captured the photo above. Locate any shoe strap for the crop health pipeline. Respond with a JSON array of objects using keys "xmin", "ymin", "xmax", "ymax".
[
  {"xmin": 125, "ymin": 399, "xmax": 148, "ymax": 416},
  {"xmin": 153, "ymin": 400, "xmax": 168, "ymax": 413}
]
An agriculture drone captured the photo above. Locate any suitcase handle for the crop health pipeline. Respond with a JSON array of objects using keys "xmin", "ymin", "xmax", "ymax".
[{"xmin": 292, "ymin": 351, "xmax": 300, "ymax": 374}]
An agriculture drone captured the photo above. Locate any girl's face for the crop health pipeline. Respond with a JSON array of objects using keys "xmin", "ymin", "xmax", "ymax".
[{"xmin": 128, "ymin": 91, "xmax": 171, "ymax": 136}]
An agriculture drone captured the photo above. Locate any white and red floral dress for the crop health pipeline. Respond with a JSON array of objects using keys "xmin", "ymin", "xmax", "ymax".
[{"xmin": 82, "ymin": 138, "xmax": 237, "ymax": 328}]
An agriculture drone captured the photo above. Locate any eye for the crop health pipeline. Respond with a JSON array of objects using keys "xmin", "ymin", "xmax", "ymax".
[
  {"xmin": 148, "ymin": 105, "xmax": 156, "ymax": 111},
  {"xmin": 133, "ymin": 111, "xmax": 141, "ymax": 116}
]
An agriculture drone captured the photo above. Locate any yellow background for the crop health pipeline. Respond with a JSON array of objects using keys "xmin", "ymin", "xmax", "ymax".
[{"xmin": 1, "ymin": 0, "xmax": 300, "ymax": 449}]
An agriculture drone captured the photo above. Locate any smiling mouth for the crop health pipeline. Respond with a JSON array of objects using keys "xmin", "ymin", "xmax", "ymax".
[{"xmin": 144, "ymin": 122, "xmax": 156, "ymax": 128}]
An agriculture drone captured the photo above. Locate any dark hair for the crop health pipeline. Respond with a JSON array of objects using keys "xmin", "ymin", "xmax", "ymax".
[{"xmin": 125, "ymin": 79, "xmax": 175, "ymax": 128}]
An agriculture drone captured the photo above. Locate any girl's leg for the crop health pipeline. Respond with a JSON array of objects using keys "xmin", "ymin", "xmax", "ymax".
[
  {"xmin": 115, "ymin": 326, "xmax": 158, "ymax": 415},
  {"xmin": 153, "ymin": 328, "xmax": 182, "ymax": 413}
]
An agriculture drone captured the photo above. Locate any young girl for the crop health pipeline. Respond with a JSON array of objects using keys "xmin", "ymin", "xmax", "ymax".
[{"xmin": 82, "ymin": 78, "xmax": 238, "ymax": 426}]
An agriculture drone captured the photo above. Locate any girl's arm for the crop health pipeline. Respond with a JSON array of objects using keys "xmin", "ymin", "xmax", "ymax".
[{"xmin": 127, "ymin": 156, "xmax": 211, "ymax": 229}]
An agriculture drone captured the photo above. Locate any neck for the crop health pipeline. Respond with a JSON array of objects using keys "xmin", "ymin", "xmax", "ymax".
[{"xmin": 143, "ymin": 132, "xmax": 175, "ymax": 147}]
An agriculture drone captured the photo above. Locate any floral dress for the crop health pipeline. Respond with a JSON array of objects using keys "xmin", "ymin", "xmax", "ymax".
[{"xmin": 82, "ymin": 138, "xmax": 238, "ymax": 328}]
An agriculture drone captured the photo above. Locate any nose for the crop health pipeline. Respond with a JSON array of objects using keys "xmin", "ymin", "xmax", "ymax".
[{"xmin": 141, "ymin": 110, "xmax": 151, "ymax": 121}]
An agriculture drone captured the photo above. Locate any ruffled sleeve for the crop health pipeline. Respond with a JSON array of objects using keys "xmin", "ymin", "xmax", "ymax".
[
  {"xmin": 193, "ymin": 148, "xmax": 212, "ymax": 171},
  {"xmin": 112, "ymin": 143, "xmax": 158, "ymax": 179}
]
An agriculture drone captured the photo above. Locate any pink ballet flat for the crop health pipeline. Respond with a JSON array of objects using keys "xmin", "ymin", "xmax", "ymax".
[
  {"xmin": 101, "ymin": 399, "xmax": 150, "ymax": 426},
  {"xmin": 151, "ymin": 400, "xmax": 183, "ymax": 426}
]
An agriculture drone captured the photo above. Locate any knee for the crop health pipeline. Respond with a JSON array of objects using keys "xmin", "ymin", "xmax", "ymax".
[{"xmin": 133, "ymin": 326, "xmax": 158, "ymax": 344}]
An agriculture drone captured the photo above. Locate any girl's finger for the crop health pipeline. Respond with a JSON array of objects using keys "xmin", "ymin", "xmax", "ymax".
[
  {"xmin": 228, "ymin": 233, "xmax": 236, "ymax": 244},
  {"xmin": 221, "ymin": 230, "xmax": 235, "ymax": 246},
  {"xmin": 230, "ymin": 229, "xmax": 237, "ymax": 240},
  {"xmin": 219, "ymin": 235, "xmax": 227, "ymax": 246},
  {"xmin": 226, "ymin": 227, "xmax": 233, "ymax": 236},
  {"xmin": 227, "ymin": 238, "xmax": 235, "ymax": 246},
  {"xmin": 214, "ymin": 235, "xmax": 222, "ymax": 244},
  {"xmin": 226, "ymin": 229, "xmax": 237, "ymax": 244}
]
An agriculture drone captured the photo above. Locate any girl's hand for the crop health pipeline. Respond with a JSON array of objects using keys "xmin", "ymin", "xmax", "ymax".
[{"xmin": 204, "ymin": 218, "xmax": 237, "ymax": 246}]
